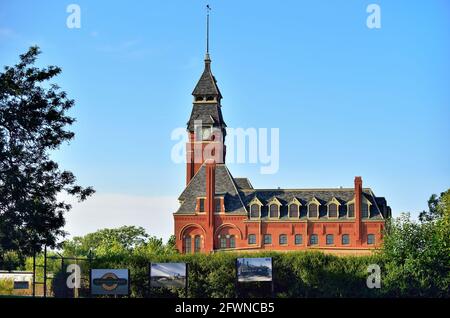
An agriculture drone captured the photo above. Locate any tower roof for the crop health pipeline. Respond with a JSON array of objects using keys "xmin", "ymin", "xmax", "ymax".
[{"xmin": 192, "ymin": 55, "xmax": 222, "ymax": 99}]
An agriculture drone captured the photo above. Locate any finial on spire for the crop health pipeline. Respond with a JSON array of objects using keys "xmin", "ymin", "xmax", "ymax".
[{"xmin": 205, "ymin": 4, "xmax": 211, "ymax": 61}]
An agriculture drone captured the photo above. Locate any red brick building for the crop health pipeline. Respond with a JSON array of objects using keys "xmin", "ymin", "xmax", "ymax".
[{"xmin": 174, "ymin": 50, "xmax": 391, "ymax": 255}]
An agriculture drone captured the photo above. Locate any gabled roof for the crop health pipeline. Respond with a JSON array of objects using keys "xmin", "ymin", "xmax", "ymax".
[{"xmin": 176, "ymin": 163, "xmax": 247, "ymax": 214}]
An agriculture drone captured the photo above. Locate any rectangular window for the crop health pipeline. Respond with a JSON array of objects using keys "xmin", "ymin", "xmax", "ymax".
[
  {"xmin": 264, "ymin": 234, "xmax": 272, "ymax": 245},
  {"xmin": 348, "ymin": 203, "xmax": 355, "ymax": 217},
  {"xmin": 342, "ymin": 234, "xmax": 350, "ymax": 245},
  {"xmin": 184, "ymin": 237, "xmax": 191, "ymax": 254},
  {"xmin": 362, "ymin": 203, "xmax": 369, "ymax": 218},
  {"xmin": 295, "ymin": 234, "xmax": 303, "ymax": 245},
  {"xmin": 199, "ymin": 198, "xmax": 205, "ymax": 212},
  {"xmin": 229, "ymin": 236, "xmax": 236, "ymax": 248},
  {"xmin": 309, "ymin": 234, "xmax": 318, "ymax": 245},
  {"xmin": 248, "ymin": 234, "xmax": 256, "ymax": 245},
  {"xmin": 279, "ymin": 234, "xmax": 287, "ymax": 245},
  {"xmin": 194, "ymin": 236, "xmax": 201, "ymax": 253},
  {"xmin": 215, "ymin": 198, "xmax": 221, "ymax": 213},
  {"xmin": 220, "ymin": 237, "xmax": 227, "ymax": 249},
  {"xmin": 326, "ymin": 234, "xmax": 334, "ymax": 245},
  {"xmin": 367, "ymin": 234, "xmax": 375, "ymax": 245}
]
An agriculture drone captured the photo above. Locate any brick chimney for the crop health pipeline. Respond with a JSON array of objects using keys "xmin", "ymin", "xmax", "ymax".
[
  {"xmin": 354, "ymin": 176, "xmax": 363, "ymax": 245},
  {"xmin": 205, "ymin": 160, "xmax": 216, "ymax": 251}
]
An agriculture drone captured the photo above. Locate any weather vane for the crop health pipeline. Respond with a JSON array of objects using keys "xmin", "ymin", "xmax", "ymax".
[{"xmin": 206, "ymin": 4, "xmax": 211, "ymax": 54}]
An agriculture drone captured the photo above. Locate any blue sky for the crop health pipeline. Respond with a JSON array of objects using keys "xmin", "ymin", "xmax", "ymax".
[{"xmin": 1, "ymin": 0, "xmax": 449, "ymax": 240}]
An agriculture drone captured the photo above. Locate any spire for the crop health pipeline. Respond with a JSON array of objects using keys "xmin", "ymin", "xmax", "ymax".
[
  {"xmin": 206, "ymin": 4, "xmax": 211, "ymax": 60},
  {"xmin": 192, "ymin": 4, "xmax": 222, "ymax": 100}
]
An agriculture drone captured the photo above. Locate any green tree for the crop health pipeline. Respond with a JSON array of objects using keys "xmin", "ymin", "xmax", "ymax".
[
  {"xmin": 382, "ymin": 189, "xmax": 450, "ymax": 297},
  {"xmin": 62, "ymin": 226, "xmax": 176, "ymax": 257},
  {"xmin": 0, "ymin": 47, "xmax": 94, "ymax": 266}
]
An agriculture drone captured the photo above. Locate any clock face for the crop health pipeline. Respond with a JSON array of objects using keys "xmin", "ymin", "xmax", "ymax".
[{"xmin": 202, "ymin": 127, "xmax": 211, "ymax": 140}]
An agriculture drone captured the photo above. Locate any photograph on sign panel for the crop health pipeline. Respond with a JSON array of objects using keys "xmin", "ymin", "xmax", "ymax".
[
  {"xmin": 237, "ymin": 258, "xmax": 272, "ymax": 282},
  {"xmin": 150, "ymin": 263, "xmax": 187, "ymax": 288}
]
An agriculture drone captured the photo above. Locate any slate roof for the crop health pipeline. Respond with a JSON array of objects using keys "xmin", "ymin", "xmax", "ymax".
[
  {"xmin": 175, "ymin": 163, "xmax": 391, "ymax": 220},
  {"xmin": 192, "ymin": 58, "xmax": 222, "ymax": 98},
  {"xmin": 187, "ymin": 103, "xmax": 226, "ymax": 131},
  {"xmin": 177, "ymin": 164, "xmax": 247, "ymax": 214},
  {"xmin": 234, "ymin": 178, "xmax": 254, "ymax": 190}
]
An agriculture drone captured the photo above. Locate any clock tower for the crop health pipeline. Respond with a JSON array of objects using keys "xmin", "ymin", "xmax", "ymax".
[{"xmin": 185, "ymin": 11, "xmax": 226, "ymax": 184}]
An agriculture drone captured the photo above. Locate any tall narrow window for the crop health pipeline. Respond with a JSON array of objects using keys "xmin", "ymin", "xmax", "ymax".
[
  {"xmin": 220, "ymin": 237, "xmax": 227, "ymax": 249},
  {"xmin": 215, "ymin": 199, "xmax": 222, "ymax": 213},
  {"xmin": 328, "ymin": 203, "xmax": 338, "ymax": 218},
  {"xmin": 199, "ymin": 198, "xmax": 205, "ymax": 212},
  {"xmin": 309, "ymin": 204, "xmax": 318, "ymax": 218},
  {"xmin": 361, "ymin": 203, "xmax": 369, "ymax": 218},
  {"xmin": 269, "ymin": 204, "xmax": 279, "ymax": 218},
  {"xmin": 342, "ymin": 234, "xmax": 350, "ymax": 245},
  {"xmin": 279, "ymin": 234, "xmax": 288, "ymax": 245},
  {"xmin": 326, "ymin": 234, "xmax": 334, "ymax": 245},
  {"xmin": 229, "ymin": 235, "xmax": 236, "ymax": 248},
  {"xmin": 289, "ymin": 204, "xmax": 299, "ymax": 218},
  {"xmin": 348, "ymin": 203, "xmax": 355, "ymax": 218},
  {"xmin": 264, "ymin": 234, "xmax": 272, "ymax": 245},
  {"xmin": 295, "ymin": 234, "xmax": 303, "ymax": 245},
  {"xmin": 367, "ymin": 234, "xmax": 375, "ymax": 245},
  {"xmin": 250, "ymin": 204, "xmax": 259, "ymax": 219},
  {"xmin": 184, "ymin": 236, "xmax": 192, "ymax": 254},
  {"xmin": 194, "ymin": 235, "xmax": 201, "ymax": 253},
  {"xmin": 248, "ymin": 234, "xmax": 256, "ymax": 245}
]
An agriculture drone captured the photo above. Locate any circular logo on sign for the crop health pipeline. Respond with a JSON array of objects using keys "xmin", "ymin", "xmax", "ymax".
[{"xmin": 93, "ymin": 272, "xmax": 127, "ymax": 291}]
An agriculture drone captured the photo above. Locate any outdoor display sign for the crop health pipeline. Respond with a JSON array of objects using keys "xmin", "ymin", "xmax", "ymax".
[
  {"xmin": 150, "ymin": 263, "xmax": 187, "ymax": 289},
  {"xmin": 90, "ymin": 269, "xmax": 129, "ymax": 295},
  {"xmin": 236, "ymin": 258, "xmax": 273, "ymax": 282}
]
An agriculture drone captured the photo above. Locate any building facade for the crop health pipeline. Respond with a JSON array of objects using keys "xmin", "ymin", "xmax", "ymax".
[{"xmin": 173, "ymin": 51, "xmax": 391, "ymax": 255}]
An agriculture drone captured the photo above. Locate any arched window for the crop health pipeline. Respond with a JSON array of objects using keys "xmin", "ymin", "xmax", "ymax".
[
  {"xmin": 279, "ymin": 234, "xmax": 287, "ymax": 245},
  {"xmin": 250, "ymin": 204, "xmax": 260, "ymax": 219},
  {"xmin": 289, "ymin": 204, "xmax": 299, "ymax": 218},
  {"xmin": 269, "ymin": 204, "xmax": 279, "ymax": 218},
  {"xmin": 348, "ymin": 203, "xmax": 355, "ymax": 218},
  {"xmin": 309, "ymin": 203, "xmax": 318, "ymax": 218},
  {"xmin": 361, "ymin": 203, "xmax": 369, "ymax": 218},
  {"xmin": 184, "ymin": 236, "xmax": 192, "ymax": 254},
  {"xmin": 195, "ymin": 96, "xmax": 203, "ymax": 101},
  {"xmin": 194, "ymin": 235, "xmax": 201, "ymax": 253},
  {"xmin": 328, "ymin": 203, "xmax": 338, "ymax": 218},
  {"xmin": 295, "ymin": 234, "xmax": 303, "ymax": 245},
  {"xmin": 229, "ymin": 235, "xmax": 236, "ymax": 248}
]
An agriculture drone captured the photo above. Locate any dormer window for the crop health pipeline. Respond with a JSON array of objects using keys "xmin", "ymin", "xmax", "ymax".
[
  {"xmin": 327, "ymin": 197, "xmax": 340, "ymax": 218},
  {"xmin": 328, "ymin": 203, "xmax": 338, "ymax": 218},
  {"xmin": 250, "ymin": 204, "xmax": 260, "ymax": 219},
  {"xmin": 362, "ymin": 203, "xmax": 369, "ymax": 218},
  {"xmin": 308, "ymin": 203, "xmax": 318, "ymax": 218},
  {"xmin": 308, "ymin": 197, "xmax": 321, "ymax": 218},
  {"xmin": 348, "ymin": 203, "xmax": 355, "ymax": 218},
  {"xmin": 269, "ymin": 204, "xmax": 279, "ymax": 218},
  {"xmin": 289, "ymin": 204, "xmax": 299, "ymax": 218}
]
